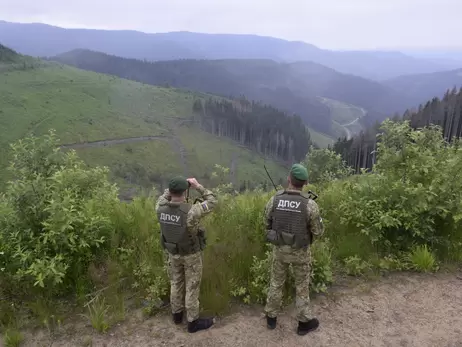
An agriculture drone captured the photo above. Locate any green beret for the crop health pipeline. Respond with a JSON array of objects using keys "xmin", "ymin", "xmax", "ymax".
[
  {"xmin": 290, "ymin": 163, "xmax": 308, "ymax": 181},
  {"xmin": 169, "ymin": 176, "xmax": 189, "ymax": 193}
]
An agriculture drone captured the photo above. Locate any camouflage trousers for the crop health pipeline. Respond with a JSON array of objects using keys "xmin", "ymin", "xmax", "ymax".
[
  {"xmin": 264, "ymin": 245, "xmax": 313, "ymax": 322},
  {"xmin": 167, "ymin": 251, "xmax": 203, "ymax": 322}
]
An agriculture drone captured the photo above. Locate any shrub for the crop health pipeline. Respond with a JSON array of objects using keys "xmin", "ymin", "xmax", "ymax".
[
  {"xmin": 343, "ymin": 255, "xmax": 372, "ymax": 277},
  {"xmin": 303, "ymin": 146, "xmax": 353, "ymax": 185},
  {"xmin": 0, "ymin": 130, "xmax": 118, "ymax": 295},
  {"xmin": 319, "ymin": 121, "xmax": 462, "ymax": 261},
  {"xmin": 310, "ymin": 239, "xmax": 334, "ymax": 291}
]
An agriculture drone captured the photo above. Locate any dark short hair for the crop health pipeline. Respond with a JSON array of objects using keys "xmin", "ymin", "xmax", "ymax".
[{"xmin": 289, "ymin": 173, "xmax": 306, "ymax": 188}]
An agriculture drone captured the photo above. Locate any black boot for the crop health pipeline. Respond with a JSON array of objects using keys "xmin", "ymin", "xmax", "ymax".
[
  {"xmin": 297, "ymin": 318, "xmax": 319, "ymax": 336},
  {"xmin": 172, "ymin": 311, "xmax": 183, "ymax": 325},
  {"xmin": 266, "ymin": 315, "xmax": 277, "ymax": 330},
  {"xmin": 187, "ymin": 317, "xmax": 214, "ymax": 333}
]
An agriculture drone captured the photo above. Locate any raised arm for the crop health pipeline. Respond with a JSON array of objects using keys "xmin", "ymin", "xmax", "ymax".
[{"xmin": 186, "ymin": 179, "xmax": 218, "ymax": 234}]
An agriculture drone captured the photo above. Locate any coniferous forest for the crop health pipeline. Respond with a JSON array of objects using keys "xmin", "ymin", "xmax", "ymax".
[
  {"xmin": 334, "ymin": 87, "xmax": 462, "ymax": 172},
  {"xmin": 192, "ymin": 97, "xmax": 311, "ymax": 162}
]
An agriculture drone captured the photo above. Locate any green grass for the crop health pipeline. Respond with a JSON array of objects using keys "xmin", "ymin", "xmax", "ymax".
[
  {"xmin": 3, "ymin": 328, "xmax": 24, "ymax": 347},
  {"xmin": 177, "ymin": 125, "xmax": 288, "ymax": 186},
  {"xmin": 0, "ymin": 60, "xmax": 288, "ymax": 191},
  {"xmin": 308, "ymin": 127, "xmax": 335, "ymax": 148},
  {"xmin": 406, "ymin": 245, "xmax": 438, "ymax": 272}
]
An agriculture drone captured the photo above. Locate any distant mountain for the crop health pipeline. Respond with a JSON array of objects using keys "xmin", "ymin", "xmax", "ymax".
[
  {"xmin": 50, "ymin": 49, "xmax": 414, "ymax": 135},
  {"xmin": 402, "ymin": 49, "xmax": 462, "ymax": 65},
  {"xmin": 383, "ymin": 69, "xmax": 462, "ymax": 106},
  {"xmin": 0, "ymin": 20, "xmax": 458, "ymax": 80},
  {"xmin": 0, "ymin": 43, "xmax": 20, "ymax": 62}
]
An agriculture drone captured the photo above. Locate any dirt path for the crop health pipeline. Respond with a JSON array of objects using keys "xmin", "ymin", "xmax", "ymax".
[
  {"xmin": 59, "ymin": 135, "xmax": 171, "ymax": 149},
  {"xmin": 25, "ymin": 272, "xmax": 462, "ymax": 347}
]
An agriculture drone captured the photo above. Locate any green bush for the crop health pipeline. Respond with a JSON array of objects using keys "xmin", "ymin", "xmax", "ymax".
[
  {"xmin": 319, "ymin": 120, "xmax": 462, "ymax": 261},
  {"xmin": 0, "ymin": 130, "xmax": 118, "ymax": 295},
  {"xmin": 303, "ymin": 146, "xmax": 353, "ymax": 185}
]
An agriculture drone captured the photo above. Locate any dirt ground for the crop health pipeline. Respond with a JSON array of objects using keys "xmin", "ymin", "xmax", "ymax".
[{"xmin": 23, "ymin": 272, "xmax": 462, "ymax": 347}]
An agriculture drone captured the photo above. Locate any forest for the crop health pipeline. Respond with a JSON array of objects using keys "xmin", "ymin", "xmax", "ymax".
[
  {"xmin": 333, "ymin": 87, "xmax": 462, "ymax": 172},
  {"xmin": 192, "ymin": 97, "xmax": 312, "ymax": 162}
]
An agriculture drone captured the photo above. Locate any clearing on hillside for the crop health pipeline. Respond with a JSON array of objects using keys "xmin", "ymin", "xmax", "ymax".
[
  {"xmin": 0, "ymin": 59, "xmax": 288, "ymax": 192},
  {"xmin": 308, "ymin": 127, "xmax": 335, "ymax": 148}
]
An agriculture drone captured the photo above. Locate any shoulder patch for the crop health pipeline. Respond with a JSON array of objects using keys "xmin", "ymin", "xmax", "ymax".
[{"xmin": 201, "ymin": 202, "xmax": 210, "ymax": 212}]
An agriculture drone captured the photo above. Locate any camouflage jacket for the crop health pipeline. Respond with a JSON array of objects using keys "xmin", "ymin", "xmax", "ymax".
[{"xmin": 155, "ymin": 185, "xmax": 218, "ymax": 236}]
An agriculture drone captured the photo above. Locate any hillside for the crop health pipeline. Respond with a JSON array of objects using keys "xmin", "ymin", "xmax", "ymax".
[
  {"xmin": 0, "ymin": 20, "xmax": 459, "ymax": 80},
  {"xmin": 334, "ymin": 87, "xmax": 462, "ymax": 173},
  {"xmin": 0, "ymin": 43, "xmax": 20, "ymax": 62},
  {"xmin": 0, "ymin": 48, "xmax": 291, "ymax": 195},
  {"xmin": 383, "ymin": 68, "xmax": 462, "ymax": 106},
  {"xmin": 0, "ymin": 43, "xmax": 44, "ymax": 72},
  {"xmin": 50, "ymin": 49, "xmax": 412, "ymax": 137}
]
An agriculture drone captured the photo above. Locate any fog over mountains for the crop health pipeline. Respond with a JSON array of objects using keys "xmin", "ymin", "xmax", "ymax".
[
  {"xmin": 1, "ymin": 20, "xmax": 461, "ymax": 81},
  {"xmin": 1, "ymin": 19, "xmax": 461, "ymax": 144}
]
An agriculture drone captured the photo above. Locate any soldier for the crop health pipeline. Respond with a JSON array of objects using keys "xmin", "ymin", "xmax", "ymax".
[
  {"xmin": 155, "ymin": 176, "xmax": 217, "ymax": 333},
  {"xmin": 263, "ymin": 163, "xmax": 324, "ymax": 336}
]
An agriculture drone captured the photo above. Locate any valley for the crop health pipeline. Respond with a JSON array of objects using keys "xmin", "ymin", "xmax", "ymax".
[{"xmin": 1, "ymin": 15, "xmax": 462, "ymax": 347}]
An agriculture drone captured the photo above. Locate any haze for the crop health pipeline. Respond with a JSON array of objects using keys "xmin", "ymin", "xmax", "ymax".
[{"xmin": 0, "ymin": 0, "xmax": 460, "ymax": 50}]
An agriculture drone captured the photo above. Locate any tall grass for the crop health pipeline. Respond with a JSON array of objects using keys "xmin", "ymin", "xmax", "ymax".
[{"xmin": 200, "ymin": 192, "xmax": 270, "ymax": 313}]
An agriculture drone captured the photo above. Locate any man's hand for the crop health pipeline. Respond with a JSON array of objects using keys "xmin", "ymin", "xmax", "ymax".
[{"xmin": 187, "ymin": 178, "xmax": 200, "ymax": 189}]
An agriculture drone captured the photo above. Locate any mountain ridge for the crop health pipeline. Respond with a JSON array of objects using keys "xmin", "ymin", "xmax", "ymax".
[
  {"xmin": 50, "ymin": 48, "xmax": 414, "ymax": 136},
  {"xmin": 1, "ymin": 20, "xmax": 460, "ymax": 80},
  {"xmin": 383, "ymin": 68, "xmax": 462, "ymax": 106}
]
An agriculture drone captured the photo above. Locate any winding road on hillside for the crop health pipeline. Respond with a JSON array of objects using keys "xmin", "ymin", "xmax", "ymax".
[
  {"xmin": 336, "ymin": 116, "xmax": 360, "ymax": 140},
  {"xmin": 318, "ymin": 96, "xmax": 367, "ymax": 141},
  {"xmin": 25, "ymin": 272, "xmax": 462, "ymax": 347},
  {"xmin": 337, "ymin": 105, "xmax": 367, "ymax": 140}
]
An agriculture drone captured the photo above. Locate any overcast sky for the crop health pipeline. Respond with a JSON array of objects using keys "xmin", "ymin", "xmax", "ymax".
[{"xmin": 0, "ymin": 0, "xmax": 460, "ymax": 50}]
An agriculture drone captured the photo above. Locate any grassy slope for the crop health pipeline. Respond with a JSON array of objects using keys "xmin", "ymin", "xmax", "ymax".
[
  {"xmin": 50, "ymin": 49, "xmax": 414, "ymax": 137},
  {"xmin": 308, "ymin": 127, "xmax": 335, "ymax": 148},
  {"xmin": 0, "ymin": 61, "xmax": 288, "ymax": 191}
]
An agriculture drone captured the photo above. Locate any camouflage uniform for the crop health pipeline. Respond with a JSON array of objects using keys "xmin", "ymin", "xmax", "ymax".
[
  {"xmin": 155, "ymin": 185, "xmax": 217, "ymax": 323},
  {"xmin": 264, "ymin": 191, "xmax": 324, "ymax": 322}
]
